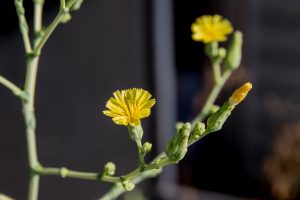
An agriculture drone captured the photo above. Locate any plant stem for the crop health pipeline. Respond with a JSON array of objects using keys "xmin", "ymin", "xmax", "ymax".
[
  {"xmin": 135, "ymin": 140, "xmax": 146, "ymax": 169},
  {"xmin": 15, "ymin": 0, "xmax": 32, "ymax": 53},
  {"xmin": 191, "ymin": 69, "xmax": 233, "ymax": 127},
  {"xmin": 0, "ymin": 75, "xmax": 24, "ymax": 98},
  {"xmin": 99, "ymin": 169, "xmax": 161, "ymax": 200},
  {"xmin": 24, "ymin": 1, "xmax": 44, "ymax": 199},
  {"xmin": 212, "ymin": 62, "xmax": 221, "ymax": 84},
  {"xmin": 23, "ymin": 51, "xmax": 40, "ymax": 200},
  {"xmin": 38, "ymin": 167, "xmax": 120, "ymax": 183},
  {"xmin": 27, "ymin": 175, "xmax": 40, "ymax": 200},
  {"xmin": 35, "ymin": 157, "xmax": 169, "ymax": 184},
  {"xmin": 34, "ymin": 0, "xmax": 78, "ymax": 53},
  {"xmin": 33, "ymin": 1, "xmax": 44, "ymax": 34}
]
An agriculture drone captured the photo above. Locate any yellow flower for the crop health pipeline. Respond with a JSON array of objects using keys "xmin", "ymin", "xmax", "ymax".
[
  {"xmin": 191, "ymin": 15, "xmax": 233, "ymax": 43},
  {"xmin": 103, "ymin": 88, "xmax": 156, "ymax": 126},
  {"xmin": 229, "ymin": 82, "xmax": 252, "ymax": 105}
]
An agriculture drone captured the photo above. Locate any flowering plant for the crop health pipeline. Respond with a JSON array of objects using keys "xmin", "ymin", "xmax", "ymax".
[{"xmin": 0, "ymin": 1, "xmax": 251, "ymax": 200}]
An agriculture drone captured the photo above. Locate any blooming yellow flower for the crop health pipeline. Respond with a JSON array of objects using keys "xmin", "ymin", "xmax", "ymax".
[
  {"xmin": 229, "ymin": 82, "xmax": 252, "ymax": 105},
  {"xmin": 191, "ymin": 15, "xmax": 233, "ymax": 43},
  {"xmin": 103, "ymin": 88, "xmax": 156, "ymax": 126}
]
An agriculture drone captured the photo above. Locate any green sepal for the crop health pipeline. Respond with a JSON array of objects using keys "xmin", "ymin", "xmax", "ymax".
[
  {"xmin": 128, "ymin": 125, "xmax": 143, "ymax": 141},
  {"xmin": 165, "ymin": 123, "xmax": 191, "ymax": 162},
  {"xmin": 224, "ymin": 31, "xmax": 243, "ymax": 70},
  {"xmin": 205, "ymin": 42, "xmax": 218, "ymax": 58},
  {"xmin": 207, "ymin": 102, "xmax": 235, "ymax": 132}
]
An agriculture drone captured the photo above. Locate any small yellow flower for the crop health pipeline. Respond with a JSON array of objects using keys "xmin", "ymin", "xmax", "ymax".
[
  {"xmin": 103, "ymin": 88, "xmax": 156, "ymax": 126},
  {"xmin": 229, "ymin": 82, "xmax": 252, "ymax": 105},
  {"xmin": 191, "ymin": 15, "xmax": 233, "ymax": 43}
]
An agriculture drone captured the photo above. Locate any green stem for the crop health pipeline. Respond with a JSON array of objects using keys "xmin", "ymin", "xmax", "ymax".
[
  {"xmin": 34, "ymin": 0, "xmax": 78, "ymax": 53},
  {"xmin": 99, "ymin": 158, "xmax": 169, "ymax": 200},
  {"xmin": 24, "ymin": 1, "xmax": 44, "ymax": 199},
  {"xmin": 99, "ymin": 169, "xmax": 162, "ymax": 200},
  {"xmin": 212, "ymin": 62, "xmax": 221, "ymax": 84},
  {"xmin": 60, "ymin": 0, "xmax": 66, "ymax": 8},
  {"xmin": 38, "ymin": 167, "xmax": 119, "ymax": 183},
  {"xmin": 0, "ymin": 75, "xmax": 25, "ymax": 99},
  {"xmin": 191, "ymin": 69, "xmax": 233, "ymax": 127},
  {"xmin": 15, "ymin": 0, "xmax": 32, "ymax": 53},
  {"xmin": 35, "ymin": 157, "xmax": 169, "ymax": 185},
  {"xmin": 23, "ymin": 50, "xmax": 40, "ymax": 200},
  {"xmin": 27, "ymin": 175, "xmax": 40, "ymax": 200},
  {"xmin": 135, "ymin": 140, "xmax": 146, "ymax": 169},
  {"xmin": 33, "ymin": 2, "xmax": 44, "ymax": 34}
]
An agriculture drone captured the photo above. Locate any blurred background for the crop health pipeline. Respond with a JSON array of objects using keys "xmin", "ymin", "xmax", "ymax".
[{"xmin": 1, "ymin": 0, "xmax": 300, "ymax": 199}]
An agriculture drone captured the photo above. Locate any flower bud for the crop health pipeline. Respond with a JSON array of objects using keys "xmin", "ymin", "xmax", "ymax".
[
  {"xmin": 229, "ymin": 82, "xmax": 252, "ymax": 106},
  {"xmin": 165, "ymin": 123, "xmax": 191, "ymax": 162},
  {"xmin": 104, "ymin": 162, "xmax": 116, "ymax": 176},
  {"xmin": 189, "ymin": 122, "xmax": 206, "ymax": 144},
  {"xmin": 128, "ymin": 125, "xmax": 143, "ymax": 141},
  {"xmin": 142, "ymin": 142, "xmax": 152, "ymax": 154},
  {"xmin": 123, "ymin": 180, "xmax": 135, "ymax": 191},
  {"xmin": 61, "ymin": 13, "xmax": 72, "ymax": 23},
  {"xmin": 207, "ymin": 102, "xmax": 234, "ymax": 132},
  {"xmin": 224, "ymin": 31, "xmax": 243, "ymax": 70}
]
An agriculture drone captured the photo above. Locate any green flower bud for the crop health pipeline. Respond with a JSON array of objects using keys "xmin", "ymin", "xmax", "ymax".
[
  {"xmin": 218, "ymin": 47, "xmax": 226, "ymax": 59},
  {"xmin": 175, "ymin": 122, "xmax": 184, "ymax": 131},
  {"xmin": 128, "ymin": 125, "xmax": 143, "ymax": 141},
  {"xmin": 189, "ymin": 122, "xmax": 206, "ymax": 144},
  {"xmin": 207, "ymin": 102, "xmax": 234, "ymax": 132},
  {"xmin": 61, "ymin": 13, "xmax": 72, "ymax": 24},
  {"xmin": 224, "ymin": 31, "xmax": 243, "ymax": 70},
  {"xmin": 205, "ymin": 42, "xmax": 218, "ymax": 58},
  {"xmin": 165, "ymin": 123, "xmax": 191, "ymax": 162},
  {"xmin": 123, "ymin": 180, "xmax": 135, "ymax": 191},
  {"xmin": 104, "ymin": 162, "xmax": 116, "ymax": 176},
  {"xmin": 142, "ymin": 142, "xmax": 152, "ymax": 154}
]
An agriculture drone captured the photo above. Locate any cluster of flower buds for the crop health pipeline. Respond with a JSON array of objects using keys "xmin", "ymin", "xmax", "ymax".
[{"xmin": 165, "ymin": 123, "xmax": 191, "ymax": 163}]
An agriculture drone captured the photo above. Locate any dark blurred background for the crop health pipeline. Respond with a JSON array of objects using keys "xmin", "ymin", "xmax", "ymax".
[{"xmin": 1, "ymin": 0, "xmax": 300, "ymax": 199}]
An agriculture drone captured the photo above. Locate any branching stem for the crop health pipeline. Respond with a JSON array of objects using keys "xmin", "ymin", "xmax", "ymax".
[{"xmin": 0, "ymin": 75, "xmax": 24, "ymax": 99}]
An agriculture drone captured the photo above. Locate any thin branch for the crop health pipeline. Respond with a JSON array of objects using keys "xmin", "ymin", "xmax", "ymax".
[
  {"xmin": 34, "ymin": 0, "xmax": 78, "ymax": 53},
  {"xmin": 33, "ymin": 0, "xmax": 45, "ymax": 35},
  {"xmin": 191, "ymin": 69, "xmax": 233, "ymax": 127},
  {"xmin": 0, "ymin": 75, "xmax": 25, "ymax": 99},
  {"xmin": 14, "ymin": 0, "xmax": 33, "ymax": 53}
]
